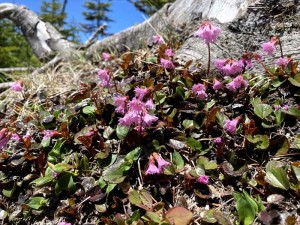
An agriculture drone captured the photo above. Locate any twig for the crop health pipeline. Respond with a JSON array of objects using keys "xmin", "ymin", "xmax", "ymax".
[
  {"xmin": 31, "ymin": 56, "xmax": 63, "ymax": 76},
  {"xmin": 82, "ymin": 24, "xmax": 107, "ymax": 49},
  {"xmin": 0, "ymin": 67, "xmax": 33, "ymax": 72},
  {"xmin": 0, "ymin": 81, "xmax": 14, "ymax": 91}
]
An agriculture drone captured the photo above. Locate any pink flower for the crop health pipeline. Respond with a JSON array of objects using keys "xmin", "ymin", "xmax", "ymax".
[
  {"xmin": 152, "ymin": 35, "xmax": 164, "ymax": 45},
  {"xmin": 145, "ymin": 156, "xmax": 160, "ymax": 175},
  {"xmin": 212, "ymin": 79, "xmax": 222, "ymax": 90},
  {"xmin": 0, "ymin": 128, "xmax": 11, "ymax": 149},
  {"xmin": 118, "ymin": 98, "xmax": 158, "ymax": 130},
  {"xmin": 240, "ymin": 53, "xmax": 254, "ymax": 69},
  {"xmin": 192, "ymin": 83, "xmax": 207, "ymax": 100},
  {"xmin": 282, "ymin": 105, "xmax": 289, "ymax": 110},
  {"xmin": 165, "ymin": 48, "xmax": 174, "ymax": 57},
  {"xmin": 153, "ymin": 152, "xmax": 170, "ymax": 172},
  {"xmin": 102, "ymin": 52, "xmax": 111, "ymax": 61},
  {"xmin": 195, "ymin": 21, "xmax": 221, "ymax": 44},
  {"xmin": 42, "ymin": 130, "xmax": 57, "ymax": 139},
  {"xmin": 142, "ymin": 112, "xmax": 158, "ymax": 127},
  {"xmin": 144, "ymin": 99, "xmax": 155, "ymax": 110},
  {"xmin": 85, "ymin": 128, "xmax": 97, "ymax": 137},
  {"xmin": 215, "ymin": 59, "xmax": 243, "ymax": 76},
  {"xmin": 10, "ymin": 80, "xmax": 23, "ymax": 92},
  {"xmin": 58, "ymin": 222, "xmax": 72, "ymax": 225},
  {"xmin": 160, "ymin": 58, "xmax": 175, "ymax": 69},
  {"xmin": 214, "ymin": 59, "xmax": 227, "ymax": 69},
  {"xmin": 113, "ymin": 95, "xmax": 128, "ymax": 114},
  {"xmin": 226, "ymin": 75, "xmax": 248, "ymax": 92},
  {"xmin": 197, "ymin": 175, "xmax": 209, "ymax": 184},
  {"xmin": 134, "ymin": 87, "xmax": 150, "ymax": 100},
  {"xmin": 275, "ymin": 57, "xmax": 290, "ymax": 67},
  {"xmin": 214, "ymin": 137, "xmax": 222, "ymax": 144},
  {"xmin": 11, "ymin": 133, "xmax": 21, "ymax": 142},
  {"xmin": 98, "ymin": 69, "xmax": 111, "ymax": 87},
  {"xmin": 261, "ymin": 37, "xmax": 277, "ymax": 56},
  {"xmin": 224, "ymin": 117, "xmax": 240, "ymax": 134}
]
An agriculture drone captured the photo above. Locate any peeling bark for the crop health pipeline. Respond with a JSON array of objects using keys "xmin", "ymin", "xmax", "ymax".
[{"xmin": 0, "ymin": 3, "xmax": 77, "ymax": 59}]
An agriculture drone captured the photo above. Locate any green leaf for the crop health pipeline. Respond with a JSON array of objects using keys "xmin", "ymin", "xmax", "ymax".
[
  {"xmin": 47, "ymin": 138, "xmax": 64, "ymax": 163},
  {"xmin": 196, "ymin": 156, "xmax": 218, "ymax": 170},
  {"xmin": 265, "ymin": 165, "xmax": 290, "ymax": 190},
  {"xmin": 2, "ymin": 182, "xmax": 16, "ymax": 198},
  {"xmin": 172, "ymin": 150, "xmax": 184, "ymax": 170},
  {"xmin": 246, "ymin": 134, "xmax": 269, "ymax": 150},
  {"xmin": 288, "ymin": 73, "xmax": 300, "ymax": 87},
  {"xmin": 147, "ymin": 57, "xmax": 157, "ymax": 63},
  {"xmin": 82, "ymin": 105, "xmax": 96, "ymax": 115},
  {"xmin": 25, "ymin": 197, "xmax": 48, "ymax": 210},
  {"xmin": 282, "ymin": 107, "xmax": 300, "ymax": 117},
  {"xmin": 154, "ymin": 91, "xmax": 166, "ymax": 105},
  {"xmin": 49, "ymin": 162, "xmax": 73, "ymax": 173},
  {"xmin": 116, "ymin": 125, "xmax": 129, "ymax": 140},
  {"xmin": 30, "ymin": 176, "xmax": 54, "ymax": 186},
  {"xmin": 186, "ymin": 137, "xmax": 202, "ymax": 151},
  {"xmin": 182, "ymin": 119, "xmax": 194, "ymax": 129},
  {"xmin": 254, "ymin": 103, "xmax": 272, "ymax": 119},
  {"xmin": 292, "ymin": 166, "xmax": 300, "ymax": 181},
  {"xmin": 55, "ymin": 173, "xmax": 77, "ymax": 195},
  {"xmin": 233, "ymin": 191, "xmax": 258, "ymax": 225},
  {"xmin": 41, "ymin": 136, "xmax": 51, "ymax": 148},
  {"xmin": 106, "ymin": 183, "xmax": 117, "ymax": 194},
  {"xmin": 103, "ymin": 167, "xmax": 126, "ymax": 184},
  {"xmin": 165, "ymin": 207, "xmax": 193, "ymax": 225},
  {"xmin": 128, "ymin": 190, "xmax": 142, "ymax": 205},
  {"xmin": 124, "ymin": 147, "xmax": 141, "ymax": 163}
]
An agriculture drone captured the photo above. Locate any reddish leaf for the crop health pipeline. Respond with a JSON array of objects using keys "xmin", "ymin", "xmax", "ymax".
[
  {"xmin": 23, "ymin": 135, "xmax": 31, "ymax": 149},
  {"xmin": 166, "ymin": 207, "xmax": 193, "ymax": 225},
  {"xmin": 78, "ymin": 136, "xmax": 93, "ymax": 149}
]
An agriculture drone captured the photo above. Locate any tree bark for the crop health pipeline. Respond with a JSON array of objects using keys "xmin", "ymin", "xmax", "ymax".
[{"xmin": 0, "ymin": 3, "xmax": 77, "ymax": 60}]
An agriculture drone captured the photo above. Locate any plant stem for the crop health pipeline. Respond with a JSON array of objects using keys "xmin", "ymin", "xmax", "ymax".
[
  {"xmin": 207, "ymin": 43, "xmax": 211, "ymax": 76},
  {"xmin": 277, "ymin": 37, "xmax": 284, "ymax": 58}
]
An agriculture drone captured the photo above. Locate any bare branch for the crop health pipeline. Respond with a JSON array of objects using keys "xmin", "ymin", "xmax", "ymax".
[
  {"xmin": 82, "ymin": 24, "xmax": 107, "ymax": 49},
  {"xmin": 0, "ymin": 3, "xmax": 77, "ymax": 59},
  {"xmin": 0, "ymin": 67, "xmax": 33, "ymax": 73},
  {"xmin": 32, "ymin": 56, "xmax": 63, "ymax": 76}
]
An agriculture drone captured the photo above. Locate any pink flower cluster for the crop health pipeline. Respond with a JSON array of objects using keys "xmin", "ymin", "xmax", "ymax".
[
  {"xmin": 152, "ymin": 35, "xmax": 164, "ymax": 45},
  {"xmin": 261, "ymin": 37, "xmax": 277, "ymax": 56},
  {"xmin": 192, "ymin": 83, "xmax": 207, "ymax": 100},
  {"xmin": 113, "ymin": 87, "xmax": 158, "ymax": 131},
  {"xmin": 196, "ymin": 175, "xmax": 209, "ymax": 185},
  {"xmin": 214, "ymin": 58, "xmax": 244, "ymax": 76},
  {"xmin": 275, "ymin": 57, "xmax": 290, "ymax": 68},
  {"xmin": 10, "ymin": 80, "xmax": 23, "ymax": 92},
  {"xmin": 165, "ymin": 48, "xmax": 174, "ymax": 57},
  {"xmin": 160, "ymin": 58, "xmax": 175, "ymax": 69},
  {"xmin": 102, "ymin": 52, "xmax": 111, "ymax": 61},
  {"xmin": 223, "ymin": 117, "xmax": 240, "ymax": 134},
  {"xmin": 195, "ymin": 21, "xmax": 221, "ymax": 44},
  {"xmin": 98, "ymin": 69, "xmax": 111, "ymax": 87},
  {"xmin": 145, "ymin": 152, "xmax": 170, "ymax": 175},
  {"xmin": 226, "ymin": 75, "xmax": 248, "ymax": 92}
]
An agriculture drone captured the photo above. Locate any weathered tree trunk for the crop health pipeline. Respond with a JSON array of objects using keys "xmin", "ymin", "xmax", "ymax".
[
  {"xmin": 1, "ymin": 0, "xmax": 299, "ymax": 66},
  {"xmin": 0, "ymin": 3, "xmax": 76, "ymax": 59}
]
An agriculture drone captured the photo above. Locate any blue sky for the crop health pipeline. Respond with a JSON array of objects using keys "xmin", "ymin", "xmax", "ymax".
[{"xmin": 0, "ymin": 0, "xmax": 146, "ymax": 42}]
